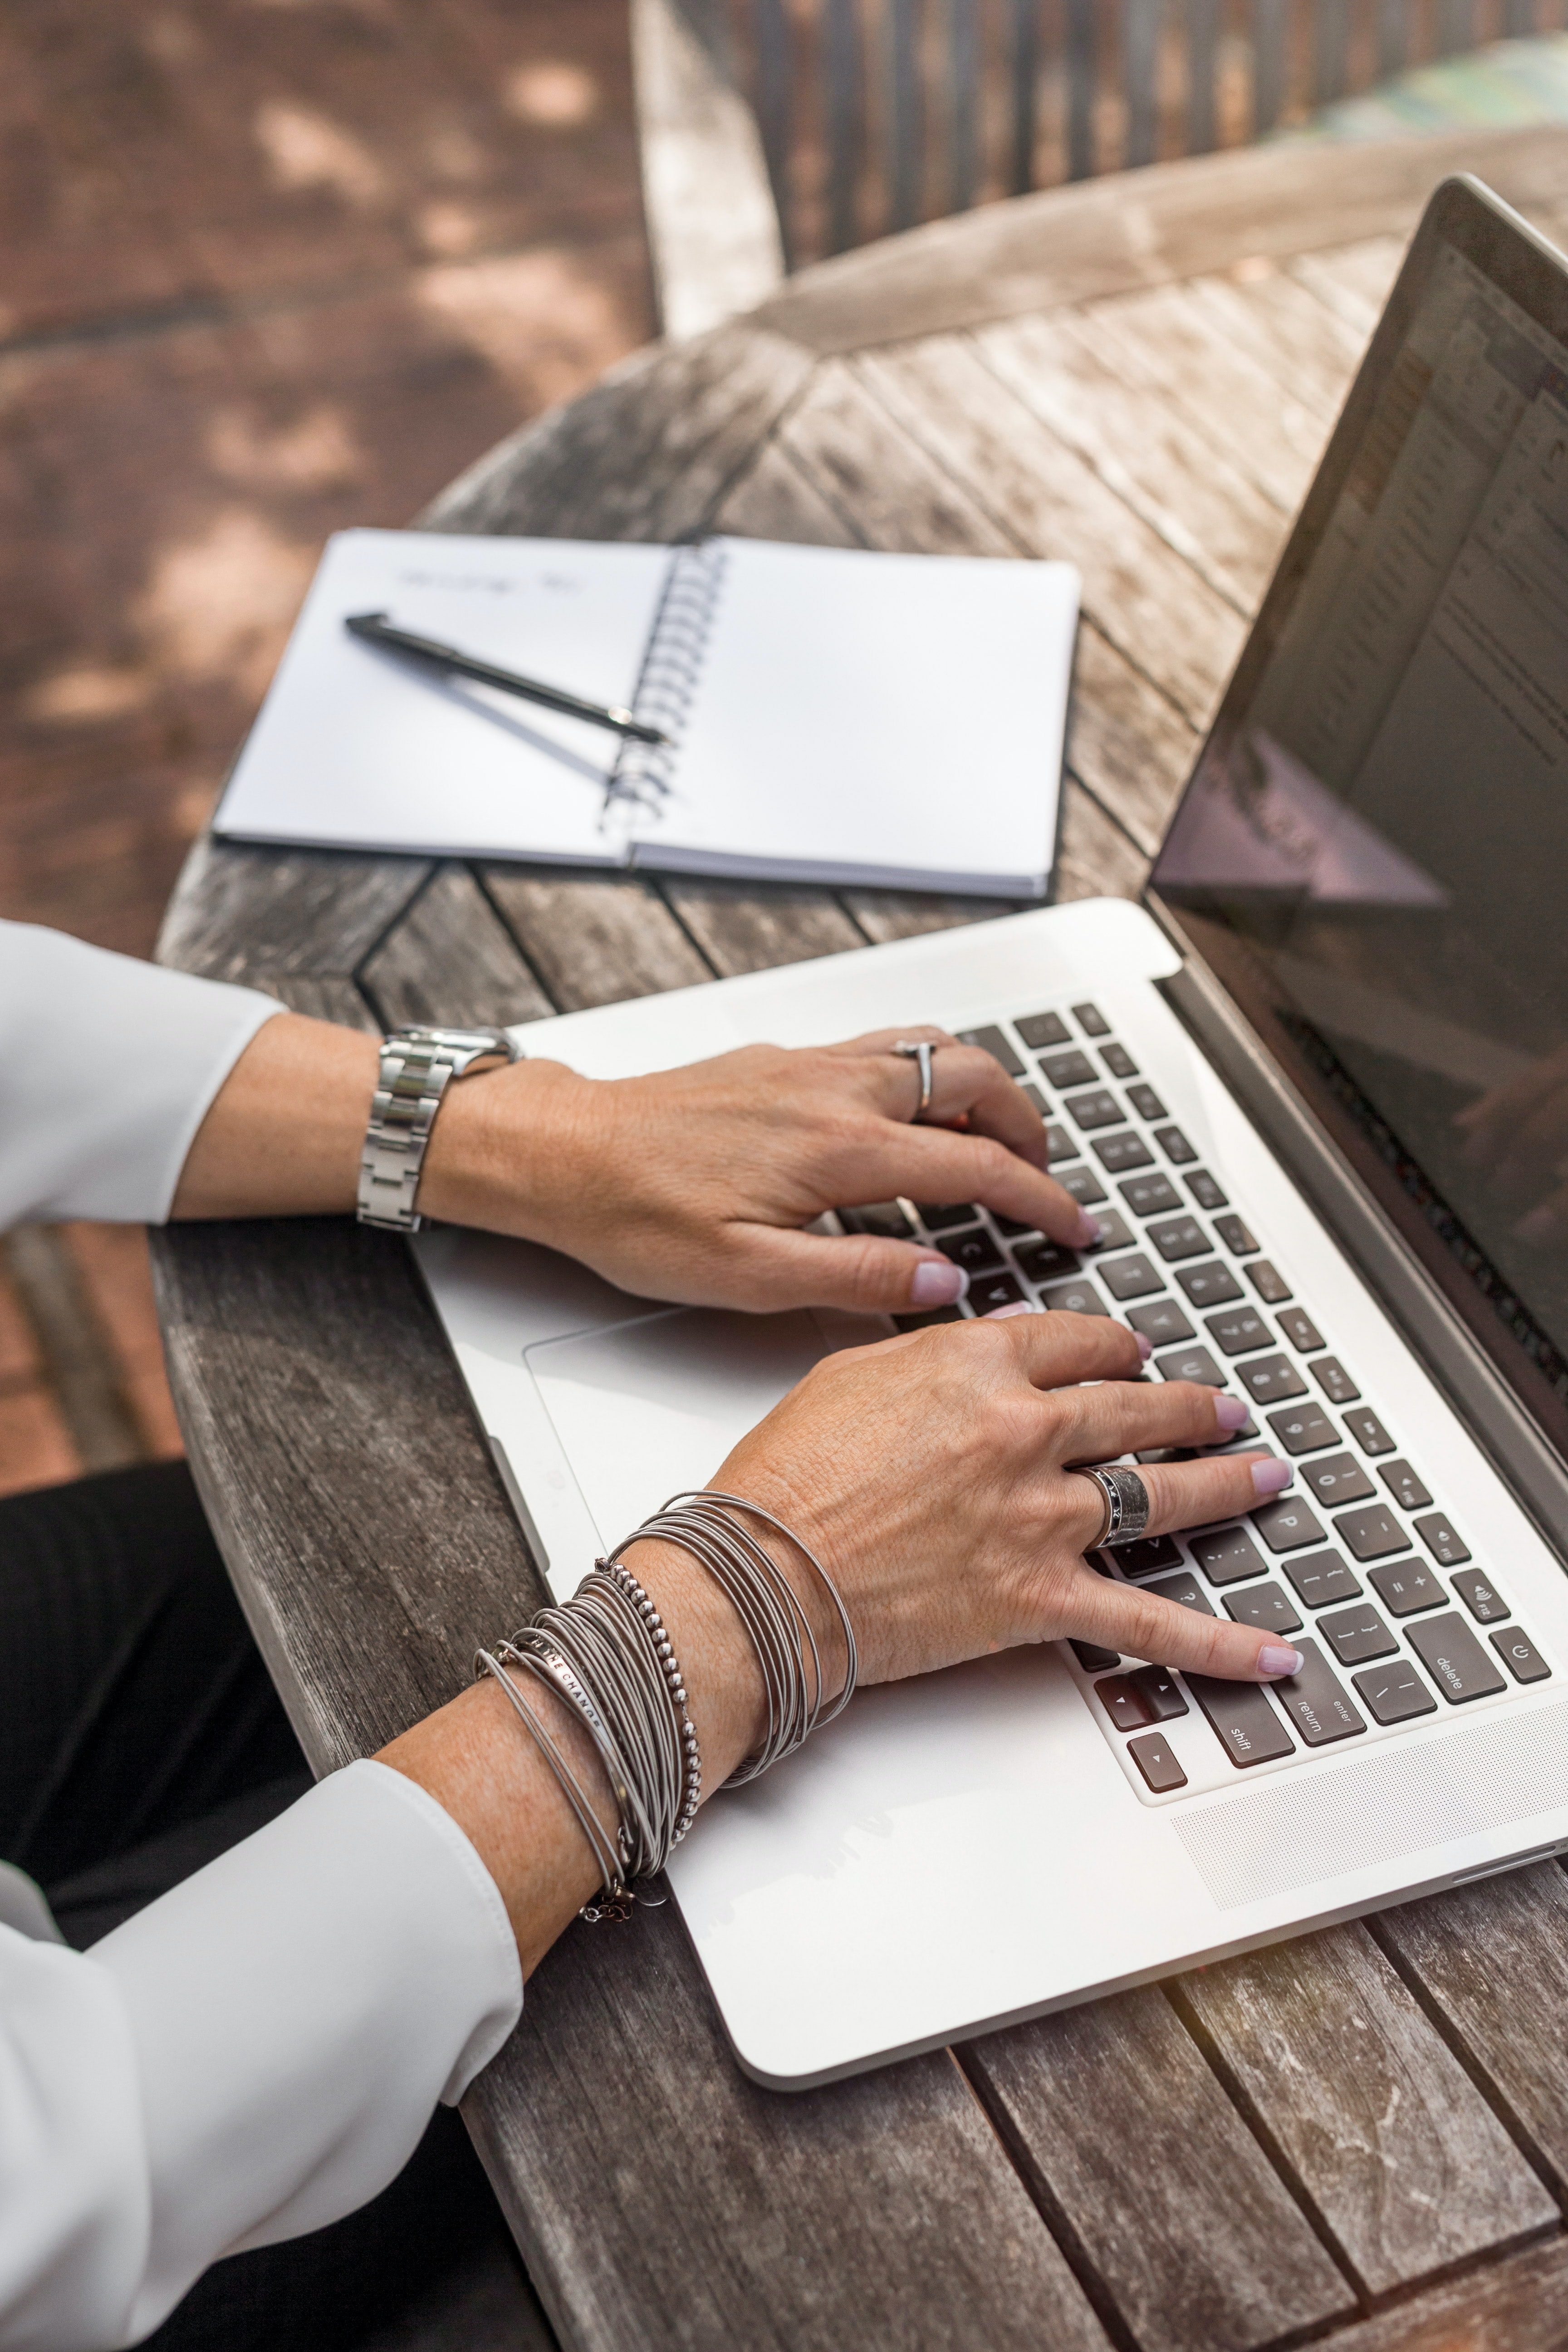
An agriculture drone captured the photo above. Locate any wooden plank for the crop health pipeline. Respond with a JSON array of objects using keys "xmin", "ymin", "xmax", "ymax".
[
  {"xmin": 1176, "ymin": 1921, "xmax": 1558, "ymax": 2295},
  {"xmin": 844, "ymin": 889, "xmax": 1019, "ymax": 940},
  {"xmin": 948, "ymin": 0, "xmax": 981, "ymax": 213},
  {"xmin": 752, "ymin": 0, "xmax": 796, "ymax": 268},
  {"xmin": 710, "ymin": 430, "xmax": 864, "ymax": 544},
  {"xmin": 1375, "ymin": 1863, "xmax": 1568, "ymax": 2193},
  {"xmin": 773, "ymin": 355, "xmax": 1018, "ymax": 553},
  {"xmin": 1064, "ymin": 618, "xmax": 1201, "ymax": 858},
  {"xmin": 1187, "ymin": 0, "xmax": 1220, "ymax": 156},
  {"xmin": 1376, "ymin": 0, "xmax": 1409, "ymax": 81},
  {"xmin": 854, "ymin": 332, "xmax": 1246, "ymax": 721},
  {"xmin": 1124, "ymin": 0, "xmax": 1161, "ymax": 168},
  {"xmin": 973, "ymin": 307, "xmax": 1289, "ymax": 610},
  {"xmin": 751, "ymin": 122, "xmax": 1568, "ymax": 355},
  {"xmin": 480, "ymin": 869, "xmax": 715, "ymax": 1010},
  {"xmin": 1053, "ymin": 776, "xmax": 1151, "ymax": 902},
  {"xmin": 155, "ymin": 835, "xmax": 430, "ymax": 985},
  {"xmin": 358, "ymin": 864, "xmax": 554, "ymax": 1029},
  {"xmin": 1009, "ymin": 0, "xmax": 1041, "ymax": 196},
  {"xmin": 1065, "ymin": 0, "xmax": 1098, "ymax": 179},
  {"xmin": 420, "ymin": 322, "xmax": 815, "ymax": 548},
  {"xmin": 1252, "ymin": 0, "xmax": 1288, "ymax": 134},
  {"xmin": 824, "ymin": 0, "xmax": 864, "ymax": 254},
  {"xmin": 1286, "ymin": 236, "xmax": 1408, "ymax": 338},
  {"xmin": 662, "ymin": 875, "xmax": 866, "ymax": 971},
  {"xmin": 1316, "ymin": 0, "xmax": 1351, "ymax": 102},
  {"xmin": 887, "ymin": 0, "xmax": 925, "ymax": 232},
  {"xmin": 1315, "ymin": 2234, "xmax": 1568, "ymax": 2352},
  {"xmin": 963, "ymin": 1985, "xmax": 1355, "ymax": 2352},
  {"xmin": 1184, "ymin": 263, "xmax": 1370, "ymax": 421}
]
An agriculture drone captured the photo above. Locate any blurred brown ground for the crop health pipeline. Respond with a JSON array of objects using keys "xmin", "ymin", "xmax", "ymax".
[{"xmin": 0, "ymin": 0, "xmax": 654, "ymax": 1495}]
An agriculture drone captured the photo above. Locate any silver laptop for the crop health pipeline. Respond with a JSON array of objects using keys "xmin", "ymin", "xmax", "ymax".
[{"xmin": 418, "ymin": 176, "xmax": 1568, "ymax": 2088}]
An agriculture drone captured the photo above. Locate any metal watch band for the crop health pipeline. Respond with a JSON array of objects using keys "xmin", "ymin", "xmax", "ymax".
[{"xmin": 357, "ymin": 1025, "xmax": 520, "ymax": 1233}]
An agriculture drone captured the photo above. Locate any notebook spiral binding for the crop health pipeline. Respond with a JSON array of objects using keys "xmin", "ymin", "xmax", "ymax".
[{"xmin": 607, "ymin": 540, "xmax": 728, "ymax": 817}]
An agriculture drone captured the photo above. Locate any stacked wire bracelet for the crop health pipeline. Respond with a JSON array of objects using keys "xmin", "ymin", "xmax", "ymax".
[{"xmin": 475, "ymin": 1490, "xmax": 857, "ymax": 1924}]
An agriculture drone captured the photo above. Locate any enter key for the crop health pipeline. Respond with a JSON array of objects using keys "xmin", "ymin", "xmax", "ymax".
[{"xmin": 1271, "ymin": 1638, "xmax": 1366, "ymax": 1746}]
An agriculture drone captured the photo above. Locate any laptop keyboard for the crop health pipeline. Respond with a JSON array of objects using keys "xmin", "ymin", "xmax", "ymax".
[{"xmin": 836, "ymin": 998, "xmax": 1552, "ymax": 1798}]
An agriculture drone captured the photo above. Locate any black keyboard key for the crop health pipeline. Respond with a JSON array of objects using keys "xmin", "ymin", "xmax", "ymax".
[
  {"xmin": 1213, "ymin": 1215, "xmax": 1259, "ymax": 1255},
  {"xmin": 1070, "ymin": 1639, "xmax": 1121, "ymax": 1672},
  {"xmin": 1015, "ymin": 1237, "xmax": 1082, "ymax": 1284},
  {"xmin": 1267, "ymin": 1402, "xmax": 1339, "ymax": 1457},
  {"xmin": 1095, "ymin": 1533, "xmax": 1183, "ymax": 1578},
  {"xmin": 958, "ymin": 1024, "xmax": 1024, "ymax": 1076},
  {"xmin": 970, "ymin": 1269, "xmax": 1025, "ymax": 1313},
  {"xmin": 1315, "ymin": 1358, "xmax": 1362, "ymax": 1406},
  {"xmin": 1492, "ymin": 1627, "xmax": 1551, "ymax": 1684},
  {"xmin": 1452, "ymin": 1568, "xmax": 1509, "ymax": 1626},
  {"xmin": 1282, "ymin": 1548, "xmax": 1362, "ymax": 1608},
  {"xmin": 1066, "ymin": 1089, "xmax": 1125, "ymax": 1132},
  {"xmin": 839, "ymin": 1200, "xmax": 916, "ymax": 1240},
  {"xmin": 1101, "ymin": 1253, "xmax": 1166, "ymax": 1303},
  {"xmin": 1073, "ymin": 1001, "xmax": 1111, "ymax": 1036},
  {"xmin": 1334, "ymin": 1504, "xmax": 1410, "ymax": 1563},
  {"xmin": 938, "ymin": 1228, "xmax": 1004, "ymax": 1274},
  {"xmin": 1240, "ymin": 1354, "xmax": 1307, "ymax": 1405},
  {"xmin": 1017, "ymin": 1011, "xmax": 1072, "ymax": 1050},
  {"xmin": 1248, "ymin": 1259, "xmax": 1293, "ymax": 1303},
  {"xmin": 1127, "ymin": 1085, "xmax": 1168, "ymax": 1122},
  {"xmin": 1189, "ymin": 1526, "xmax": 1268, "ymax": 1587},
  {"xmin": 1020, "ymin": 1083, "xmax": 1049, "ymax": 1116},
  {"xmin": 1101, "ymin": 1042, "xmax": 1139, "ymax": 1079},
  {"xmin": 1040, "ymin": 1275, "xmax": 1110, "ymax": 1316},
  {"xmin": 1085, "ymin": 1209, "xmax": 1136, "ymax": 1253},
  {"xmin": 1343, "ymin": 1405, "xmax": 1393, "ymax": 1454},
  {"xmin": 1155, "ymin": 1344, "xmax": 1226, "ymax": 1388},
  {"xmin": 1276, "ymin": 1308, "xmax": 1324, "ymax": 1353},
  {"xmin": 1154, "ymin": 1126, "xmax": 1198, "ymax": 1165},
  {"xmin": 1271, "ymin": 1640, "xmax": 1365, "ymax": 1747},
  {"xmin": 1353, "ymin": 1658, "xmax": 1437, "ymax": 1725},
  {"xmin": 1129, "ymin": 1731, "xmax": 1188, "ymax": 1791},
  {"xmin": 915, "ymin": 1201, "xmax": 979, "ymax": 1231},
  {"xmin": 1368, "ymin": 1556, "xmax": 1445, "ymax": 1617},
  {"xmin": 1097, "ymin": 1674, "xmax": 1153, "ymax": 1730},
  {"xmin": 994, "ymin": 1213, "xmax": 1038, "ymax": 1238},
  {"xmin": 1146, "ymin": 1569, "xmax": 1215, "ymax": 1615},
  {"xmin": 1253, "ymin": 1498, "xmax": 1328, "ymax": 1554},
  {"xmin": 1205, "ymin": 1306, "xmax": 1272, "ymax": 1357},
  {"xmin": 1127, "ymin": 1298, "xmax": 1196, "ymax": 1347},
  {"xmin": 1379, "ymin": 1460, "xmax": 1432, "ymax": 1512},
  {"xmin": 894, "ymin": 1306, "xmax": 964, "ymax": 1330},
  {"xmin": 1046, "ymin": 1125, "xmax": 1077, "ymax": 1161},
  {"xmin": 1300, "ymin": 1453, "xmax": 1377, "ymax": 1510},
  {"xmin": 1176, "ymin": 1260, "xmax": 1244, "ymax": 1308},
  {"xmin": 1057, "ymin": 1162, "xmax": 1107, "ymax": 1205},
  {"xmin": 1415, "ymin": 1512, "xmax": 1471, "ymax": 1567},
  {"xmin": 1318, "ymin": 1603, "xmax": 1397, "ymax": 1665},
  {"xmin": 1407, "ymin": 1612, "xmax": 1506, "ymax": 1704},
  {"xmin": 1147, "ymin": 1215, "xmax": 1210, "ymax": 1263},
  {"xmin": 1186, "ymin": 1170, "xmax": 1229, "ymax": 1210},
  {"xmin": 1129, "ymin": 1665, "xmax": 1188, "ymax": 1722},
  {"xmin": 1186, "ymin": 1674, "xmax": 1294, "ymax": 1766},
  {"xmin": 1225, "ymin": 1582, "xmax": 1303, "ymax": 1635},
  {"xmin": 1119, "ymin": 1172, "xmax": 1183, "ymax": 1218},
  {"xmin": 1094, "ymin": 1132, "xmax": 1155, "ymax": 1172},
  {"xmin": 1041, "ymin": 1049, "xmax": 1098, "ymax": 1091}
]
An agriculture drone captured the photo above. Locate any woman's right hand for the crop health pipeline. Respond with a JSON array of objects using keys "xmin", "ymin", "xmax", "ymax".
[{"xmin": 699, "ymin": 1308, "xmax": 1300, "ymax": 1694}]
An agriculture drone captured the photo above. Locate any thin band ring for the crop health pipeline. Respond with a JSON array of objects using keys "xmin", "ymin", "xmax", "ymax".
[
  {"xmin": 1074, "ymin": 1465, "xmax": 1152, "ymax": 1550},
  {"xmin": 892, "ymin": 1038, "xmax": 936, "ymax": 1119}
]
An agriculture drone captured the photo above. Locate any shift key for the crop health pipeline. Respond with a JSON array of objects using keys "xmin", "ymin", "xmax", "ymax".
[
  {"xmin": 1185, "ymin": 1673, "xmax": 1295, "ymax": 1767},
  {"xmin": 1269, "ymin": 1639, "xmax": 1365, "ymax": 1746}
]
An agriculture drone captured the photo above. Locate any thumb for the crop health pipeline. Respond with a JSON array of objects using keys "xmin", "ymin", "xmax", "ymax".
[
  {"xmin": 734, "ymin": 1225, "xmax": 968, "ymax": 1315},
  {"xmin": 1068, "ymin": 1566, "xmax": 1302, "ymax": 1683}
]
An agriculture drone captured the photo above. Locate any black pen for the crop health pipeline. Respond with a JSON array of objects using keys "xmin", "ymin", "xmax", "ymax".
[{"xmin": 343, "ymin": 611, "xmax": 670, "ymax": 747}]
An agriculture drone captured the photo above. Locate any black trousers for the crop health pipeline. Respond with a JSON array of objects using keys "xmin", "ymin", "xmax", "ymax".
[{"xmin": 0, "ymin": 1461, "xmax": 532, "ymax": 2350}]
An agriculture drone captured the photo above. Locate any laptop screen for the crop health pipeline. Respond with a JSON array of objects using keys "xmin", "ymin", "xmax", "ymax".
[{"xmin": 1150, "ymin": 181, "xmax": 1568, "ymax": 1455}]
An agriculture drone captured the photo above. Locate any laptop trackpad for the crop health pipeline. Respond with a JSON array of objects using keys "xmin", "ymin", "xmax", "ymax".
[{"xmin": 525, "ymin": 1307, "xmax": 831, "ymax": 1551}]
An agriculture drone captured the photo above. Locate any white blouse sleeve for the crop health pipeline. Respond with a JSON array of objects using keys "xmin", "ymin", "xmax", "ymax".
[
  {"xmin": 0, "ymin": 1763, "xmax": 522, "ymax": 2352},
  {"xmin": 0, "ymin": 921, "xmax": 283, "ymax": 1227}
]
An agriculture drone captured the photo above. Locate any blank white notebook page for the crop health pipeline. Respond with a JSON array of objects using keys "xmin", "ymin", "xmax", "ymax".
[
  {"xmin": 634, "ymin": 539, "xmax": 1078, "ymax": 893},
  {"xmin": 217, "ymin": 529, "xmax": 671, "ymax": 861}
]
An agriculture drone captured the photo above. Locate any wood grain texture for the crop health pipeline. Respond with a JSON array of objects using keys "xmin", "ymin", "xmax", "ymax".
[
  {"xmin": 1176, "ymin": 1921, "xmax": 1558, "ymax": 2295},
  {"xmin": 1054, "ymin": 778, "xmax": 1151, "ymax": 905},
  {"xmin": 710, "ymin": 432, "xmax": 862, "ymax": 547},
  {"xmin": 480, "ymin": 869, "xmax": 714, "ymax": 1010},
  {"xmin": 1064, "ymin": 620, "xmax": 1201, "ymax": 860},
  {"xmin": 156, "ymin": 836, "xmax": 430, "ymax": 984},
  {"xmin": 358, "ymin": 865, "xmax": 554, "ymax": 1030},
  {"xmin": 774, "ymin": 355, "xmax": 1015, "ymax": 555},
  {"xmin": 662, "ymin": 876, "xmax": 866, "ymax": 972},
  {"xmin": 1374, "ymin": 1864, "xmax": 1568, "ymax": 2194},
  {"xmin": 1316, "ymin": 2234, "xmax": 1568, "ymax": 2352},
  {"xmin": 963, "ymin": 1985, "xmax": 1355, "ymax": 2352},
  {"xmin": 844, "ymin": 890, "xmax": 1018, "ymax": 942}
]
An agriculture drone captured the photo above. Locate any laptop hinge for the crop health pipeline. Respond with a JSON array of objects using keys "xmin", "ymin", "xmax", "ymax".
[{"xmin": 1154, "ymin": 934, "xmax": 1568, "ymax": 1566}]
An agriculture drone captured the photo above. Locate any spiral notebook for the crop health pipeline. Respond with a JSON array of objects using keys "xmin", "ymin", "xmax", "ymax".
[{"xmin": 215, "ymin": 528, "xmax": 1080, "ymax": 897}]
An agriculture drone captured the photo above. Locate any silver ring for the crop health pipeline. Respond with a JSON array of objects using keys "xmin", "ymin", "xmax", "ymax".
[
  {"xmin": 1075, "ymin": 1466, "xmax": 1152, "ymax": 1550},
  {"xmin": 893, "ymin": 1039, "xmax": 936, "ymax": 1118}
]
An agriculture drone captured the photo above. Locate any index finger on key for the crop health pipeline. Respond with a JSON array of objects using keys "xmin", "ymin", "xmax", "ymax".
[{"xmin": 1063, "ymin": 1563, "xmax": 1301, "ymax": 1683}]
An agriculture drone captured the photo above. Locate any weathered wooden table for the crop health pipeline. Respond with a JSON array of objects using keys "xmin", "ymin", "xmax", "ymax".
[{"xmin": 156, "ymin": 126, "xmax": 1568, "ymax": 2352}]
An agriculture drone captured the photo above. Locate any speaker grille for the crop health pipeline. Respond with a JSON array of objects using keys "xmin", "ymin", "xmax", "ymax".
[{"xmin": 1176, "ymin": 1700, "xmax": 1568, "ymax": 1910}]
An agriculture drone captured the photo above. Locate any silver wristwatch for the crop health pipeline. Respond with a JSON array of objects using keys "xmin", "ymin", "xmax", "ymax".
[{"xmin": 357, "ymin": 1025, "xmax": 521, "ymax": 1233}]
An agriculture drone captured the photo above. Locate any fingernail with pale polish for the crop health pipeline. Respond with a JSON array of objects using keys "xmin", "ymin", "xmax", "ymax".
[
  {"xmin": 1214, "ymin": 1392, "xmax": 1251, "ymax": 1431},
  {"xmin": 1251, "ymin": 1457, "xmax": 1292, "ymax": 1496},
  {"xmin": 1259, "ymin": 1643, "xmax": 1303, "ymax": 1677},
  {"xmin": 912, "ymin": 1258, "xmax": 968, "ymax": 1307},
  {"xmin": 987, "ymin": 1300, "xmax": 1034, "ymax": 1318},
  {"xmin": 1135, "ymin": 1332, "xmax": 1153, "ymax": 1362},
  {"xmin": 1076, "ymin": 1212, "xmax": 1103, "ymax": 1247}
]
